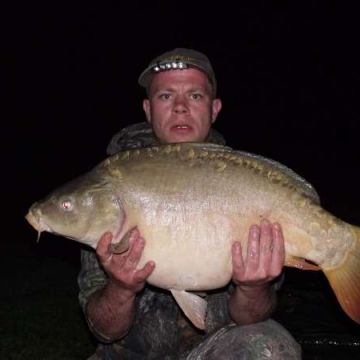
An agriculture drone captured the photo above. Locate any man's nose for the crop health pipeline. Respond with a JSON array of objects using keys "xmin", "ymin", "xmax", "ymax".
[{"xmin": 173, "ymin": 95, "xmax": 189, "ymax": 113}]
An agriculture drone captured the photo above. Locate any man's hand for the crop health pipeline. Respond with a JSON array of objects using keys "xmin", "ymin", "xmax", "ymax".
[
  {"xmin": 96, "ymin": 228, "xmax": 155, "ymax": 295},
  {"xmin": 86, "ymin": 228, "xmax": 155, "ymax": 340},
  {"xmin": 228, "ymin": 219, "xmax": 285, "ymax": 325},
  {"xmin": 232, "ymin": 219, "xmax": 285, "ymax": 288}
]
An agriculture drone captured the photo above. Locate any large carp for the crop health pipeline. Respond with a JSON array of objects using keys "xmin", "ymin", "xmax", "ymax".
[{"xmin": 26, "ymin": 142, "xmax": 360, "ymax": 329}]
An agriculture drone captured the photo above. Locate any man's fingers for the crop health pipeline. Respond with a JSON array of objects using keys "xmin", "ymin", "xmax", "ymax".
[
  {"xmin": 270, "ymin": 222, "xmax": 285, "ymax": 274},
  {"xmin": 260, "ymin": 219, "xmax": 273, "ymax": 251},
  {"xmin": 259, "ymin": 219, "xmax": 274, "ymax": 265},
  {"xmin": 127, "ymin": 227, "xmax": 140, "ymax": 246},
  {"xmin": 232, "ymin": 241, "xmax": 244, "ymax": 271},
  {"xmin": 135, "ymin": 261, "xmax": 156, "ymax": 283},
  {"xmin": 123, "ymin": 236, "xmax": 145, "ymax": 270},
  {"xmin": 96, "ymin": 232, "xmax": 113, "ymax": 263},
  {"xmin": 246, "ymin": 224, "xmax": 261, "ymax": 268}
]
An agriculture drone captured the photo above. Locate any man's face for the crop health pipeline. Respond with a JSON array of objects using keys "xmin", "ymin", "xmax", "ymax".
[{"xmin": 143, "ymin": 68, "xmax": 222, "ymax": 144}]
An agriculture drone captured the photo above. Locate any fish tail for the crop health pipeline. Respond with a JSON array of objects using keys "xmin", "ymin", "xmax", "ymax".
[{"xmin": 323, "ymin": 225, "xmax": 360, "ymax": 324}]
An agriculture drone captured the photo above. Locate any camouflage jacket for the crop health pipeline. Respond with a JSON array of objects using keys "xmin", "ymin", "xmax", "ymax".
[{"xmin": 78, "ymin": 122, "xmax": 232, "ymax": 359}]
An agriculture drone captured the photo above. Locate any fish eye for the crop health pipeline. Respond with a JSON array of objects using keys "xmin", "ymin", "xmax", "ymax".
[{"xmin": 61, "ymin": 199, "xmax": 73, "ymax": 211}]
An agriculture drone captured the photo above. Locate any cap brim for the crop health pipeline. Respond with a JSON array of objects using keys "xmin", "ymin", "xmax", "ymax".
[{"xmin": 138, "ymin": 62, "xmax": 216, "ymax": 92}]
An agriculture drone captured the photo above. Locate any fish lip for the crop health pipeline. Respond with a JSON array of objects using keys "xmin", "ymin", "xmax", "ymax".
[
  {"xmin": 25, "ymin": 211, "xmax": 41, "ymax": 231},
  {"xmin": 25, "ymin": 211, "xmax": 51, "ymax": 233}
]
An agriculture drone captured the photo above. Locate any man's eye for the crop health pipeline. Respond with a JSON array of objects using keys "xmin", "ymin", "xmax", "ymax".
[
  {"xmin": 191, "ymin": 93, "xmax": 203, "ymax": 100},
  {"xmin": 160, "ymin": 94, "xmax": 171, "ymax": 100}
]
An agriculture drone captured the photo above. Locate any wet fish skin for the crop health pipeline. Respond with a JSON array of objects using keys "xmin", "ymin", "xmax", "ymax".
[{"xmin": 25, "ymin": 142, "xmax": 360, "ymax": 330}]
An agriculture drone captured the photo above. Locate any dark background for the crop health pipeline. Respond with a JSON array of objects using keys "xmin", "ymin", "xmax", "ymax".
[
  {"xmin": 6, "ymin": 2, "xmax": 360, "ymax": 223},
  {"xmin": 3, "ymin": 1, "xmax": 360, "ymax": 359}
]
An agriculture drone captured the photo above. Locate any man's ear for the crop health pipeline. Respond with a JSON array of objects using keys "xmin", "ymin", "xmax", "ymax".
[
  {"xmin": 143, "ymin": 99, "xmax": 151, "ymax": 123},
  {"xmin": 212, "ymin": 98, "xmax": 222, "ymax": 123}
]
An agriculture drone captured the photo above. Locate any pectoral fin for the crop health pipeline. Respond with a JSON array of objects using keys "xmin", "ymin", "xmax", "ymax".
[
  {"xmin": 170, "ymin": 289, "xmax": 207, "ymax": 330},
  {"xmin": 111, "ymin": 228, "xmax": 134, "ymax": 254},
  {"xmin": 285, "ymin": 255, "xmax": 321, "ymax": 270}
]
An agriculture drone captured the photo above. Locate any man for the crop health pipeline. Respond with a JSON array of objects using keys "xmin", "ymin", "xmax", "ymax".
[{"xmin": 78, "ymin": 48, "xmax": 302, "ymax": 359}]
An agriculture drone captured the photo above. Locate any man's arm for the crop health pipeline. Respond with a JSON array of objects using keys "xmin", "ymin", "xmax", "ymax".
[
  {"xmin": 85, "ymin": 230, "xmax": 155, "ymax": 341},
  {"xmin": 228, "ymin": 220, "xmax": 285, "ymax": 325}
]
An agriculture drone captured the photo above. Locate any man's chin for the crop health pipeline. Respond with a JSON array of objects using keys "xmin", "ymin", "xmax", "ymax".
[
  {"xmin": 166, "ymin": 131, "xmax": 201, "ymax": 144},
  {"xmin": 169, "ymin": 136, "xmax": 198, "ymax": 144}
]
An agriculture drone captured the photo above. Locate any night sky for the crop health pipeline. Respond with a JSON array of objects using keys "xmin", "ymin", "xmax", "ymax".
[{"xmin": 5, "ymin": 2, "xmax": 360, "ymax": 281}]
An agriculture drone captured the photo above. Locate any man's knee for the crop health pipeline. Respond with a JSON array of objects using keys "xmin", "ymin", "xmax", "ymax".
[{"xmin": 187, "ymin": 319, "xmax": 301, "ymax": 360}]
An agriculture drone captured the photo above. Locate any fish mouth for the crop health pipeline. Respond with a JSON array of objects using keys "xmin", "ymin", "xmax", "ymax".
[
  {"xmin": 25, "ymin": 210, "xmax": 51, "ymax": 241},
  {"xmin": 25, "ymin": 211, "xmax": 41, "ymax": 231}
]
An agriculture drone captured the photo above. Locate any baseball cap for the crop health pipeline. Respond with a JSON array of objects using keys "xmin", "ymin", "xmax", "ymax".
[{"xmin": 138, "ymin": 48, "xmax": 217, "ymax": 94}]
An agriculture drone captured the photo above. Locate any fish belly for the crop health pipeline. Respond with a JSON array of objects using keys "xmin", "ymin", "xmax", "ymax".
[
  {"xmin": 128, "ymin": 211, "xmax": 250, "ymax": 291},
  {"xmin": 140, "ymin": 239, "xmax": 233, "ymax": 291}
]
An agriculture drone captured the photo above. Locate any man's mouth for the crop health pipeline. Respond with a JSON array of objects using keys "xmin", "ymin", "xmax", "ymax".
[
  {"xmin": 174, "ymin": 125, "xmax": 190, "ymax": 129},
  {"xmin": 172, "ymin": 124, "xmax": 193, "ymax": 130},
  {"xmin": 168, "ymin": 124, "xmax": 195, "ymax": 139}
]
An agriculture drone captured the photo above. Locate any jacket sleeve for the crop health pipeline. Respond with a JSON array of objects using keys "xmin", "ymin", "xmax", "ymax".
[{"xmin": 78, "ymin": 248, "xmax": 108, "ymax": 313}]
